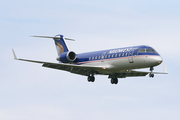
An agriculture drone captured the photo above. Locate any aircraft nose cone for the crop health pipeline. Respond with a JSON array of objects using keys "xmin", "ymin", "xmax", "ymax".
[{"xmin": 152, "ymin": 56, "xmax": 163, "ymax": 65}]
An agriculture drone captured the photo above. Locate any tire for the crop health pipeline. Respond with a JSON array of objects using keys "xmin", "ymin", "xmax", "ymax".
[{"xmin": 111, "ymin": 78, "xmax": 114, "ymax": 84}]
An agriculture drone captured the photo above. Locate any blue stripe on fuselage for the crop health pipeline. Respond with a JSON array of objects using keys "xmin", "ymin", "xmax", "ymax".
[{"xmin": 74, "ymin": 45, "xmax": 160, "ymax": 64}]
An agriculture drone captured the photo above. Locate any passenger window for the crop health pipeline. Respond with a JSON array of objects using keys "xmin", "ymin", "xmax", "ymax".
[
  {"xmin": 105, "ymin": 55, "xmax": 107, "ymax": 58},
  {"xmin": 119, "ymin": 53, "xmax": 121, "ymax": 57},
  {"xmin": 92, "ymin": 57, "xmax": 94, "ymax": 60},
  {"xmin": 122, "ymin": 53, "xmax": 124, "ymax": 56},
  {"xmin": 95, "ymin": 56, "xmax": 97, "ymax": 59},
  {"xmin": 108, "ymin": 55, "xmax": 110, "ymax": 58},
  {"xmin": 115, "ymin": 54, "xmax": 117, "ymax": 57},
  {"xmin": 89, "ymin": 57, "xmax": 91, "ymax": 60},
  {"xmin": 126, "ymin": 53, "xmax": 128, "ymax": 56},
  {"xmin": 112, "ymin": 54, "xmax": 114, "ymax": 57},
  {"xmin": 98, "ymin": 56, "xmax": 101, "ymax": 59}
]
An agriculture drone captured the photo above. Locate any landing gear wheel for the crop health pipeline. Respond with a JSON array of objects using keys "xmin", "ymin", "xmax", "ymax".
[
  {"xmin": 149, "ymin": 67, "xmax": 155, "ymax": 78},
  {"xmin": 111, "ymin": 78, "xmax": 118, "ymax": 84},
  {"xmin": 111, "ymin": 79, "xmax": 114, "ymax": 84},
  {"xmin": 88, "ymin": 76, "xmax": 91, "ymax": 82},
  {"xmin": 151, "ymin": 74, "xmax": 154, "ymax": 78},
  {"xmin": 87, "ymin": 76, "xmax": 95, "ymax": 82},
  {"xmin": 91, "ymin": 76, "xmax": 95, "ymax": 82},
  {"xmin": 149, "ymin": 73, "xmax": 154, "ymax": 78}
]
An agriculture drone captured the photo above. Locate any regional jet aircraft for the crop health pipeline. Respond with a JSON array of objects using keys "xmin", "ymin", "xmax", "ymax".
[{"xmin": 12, "ymin": 34, "xmax": 167, "ymax": 84}]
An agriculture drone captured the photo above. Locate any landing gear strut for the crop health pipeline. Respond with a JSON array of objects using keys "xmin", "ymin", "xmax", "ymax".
[
  {"xmin": 111, "ymin": 78, "xmax": 118, "ymax": 84},
  {"xmin": 149, "ymin": 67, "xmax": 154, "ymax": 78}
]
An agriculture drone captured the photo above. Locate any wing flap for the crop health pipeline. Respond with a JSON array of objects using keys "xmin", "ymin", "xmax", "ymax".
[
  {"xmin": 125, "ymin": 72, "xmax": 148, "ymax": 77},
  {"xmin": 109, "ymin": 71, "xmax": 149, "ymax": 78},
  {"xmin": 42, "ymin": 63, "xmax": 89, "ymax": 76}
]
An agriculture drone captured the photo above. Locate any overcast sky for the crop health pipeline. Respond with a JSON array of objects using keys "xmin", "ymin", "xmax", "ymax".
[{"xmin": 0, "ymin": 0, "xmax": 180, "ymax": 120}]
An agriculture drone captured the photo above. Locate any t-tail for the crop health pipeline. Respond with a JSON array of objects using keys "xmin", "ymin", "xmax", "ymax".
[{"xmin": 31, "ymin": 34, "xmax": 76, "ymax": 63}]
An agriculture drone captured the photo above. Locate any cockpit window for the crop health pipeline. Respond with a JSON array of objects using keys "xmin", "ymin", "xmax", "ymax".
[
  {"xmin": 138, "ymin": 49, "xmax": 146, "ymax": 53},
  {"xmin": 138, "ymin": 48, "xmax": 158, "ymax": 53},
  {"xmin": 146, "ymin": 49, "xmax": 157, "ymax": 53}
]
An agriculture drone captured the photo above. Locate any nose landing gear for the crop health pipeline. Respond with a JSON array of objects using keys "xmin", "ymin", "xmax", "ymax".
[
  {"xmin": 149, "ymin": 67, "xmax": 154, "ymax": 78},
  {"xmin": 149, "ymin": 73, "xmax": 154, "ymax": 78}
]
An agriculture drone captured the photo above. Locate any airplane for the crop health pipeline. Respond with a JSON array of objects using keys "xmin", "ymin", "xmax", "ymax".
[{"xmin": 12, "ymin": 34, "xmax": 168, "ymax": 84}]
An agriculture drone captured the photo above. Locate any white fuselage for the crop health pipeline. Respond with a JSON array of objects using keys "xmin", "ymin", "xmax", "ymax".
[{"xmin": 78, "ymin": 55, "xmax": 162, "ymax": 74}]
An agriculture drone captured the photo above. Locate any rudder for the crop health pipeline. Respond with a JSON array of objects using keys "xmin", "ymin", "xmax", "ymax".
[{"xmin": 54, "ymin": 34, "xmax": 69, "ymax": 56}]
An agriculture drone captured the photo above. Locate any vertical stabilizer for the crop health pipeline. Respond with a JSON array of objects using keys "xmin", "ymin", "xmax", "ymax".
[
  {"xmin": 54, "ymin": 35, "xmax": 69, "ymax": 56},
  {"xmin": 31, "ymin": 34, "xmax": 74, "ymax": 57}
]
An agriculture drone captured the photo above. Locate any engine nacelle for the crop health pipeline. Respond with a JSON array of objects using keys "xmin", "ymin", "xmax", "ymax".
[{"xmin": 57, "ymin": 51, "xmax": 76, "ymax": 63}]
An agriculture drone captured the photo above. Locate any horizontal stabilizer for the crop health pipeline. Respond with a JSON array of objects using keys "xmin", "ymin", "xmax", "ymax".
[{"xmin": 31, "ymin": 35, "xmax": 75, "ymax": 41}]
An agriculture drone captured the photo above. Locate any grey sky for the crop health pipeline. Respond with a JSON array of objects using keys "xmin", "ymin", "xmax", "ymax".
[{"xmin": 0, "ymin": 0, "xmax": 180, "ymax": 120}]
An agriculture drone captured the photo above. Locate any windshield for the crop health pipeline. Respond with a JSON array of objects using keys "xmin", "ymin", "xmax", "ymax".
[{"xmin": 138, "ymin": 48, "xmax": 158, "ymax": 53}]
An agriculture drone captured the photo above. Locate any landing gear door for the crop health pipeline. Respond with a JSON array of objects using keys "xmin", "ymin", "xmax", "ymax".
[{"xmin": 128, "ymin": 50, "xmax": 134, "ymax": 63}]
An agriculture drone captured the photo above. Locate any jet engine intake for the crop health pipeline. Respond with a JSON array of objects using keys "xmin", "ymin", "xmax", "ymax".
[{"xmin": 57, "ymin": 51, "xmax": 76, "ymax": 63}]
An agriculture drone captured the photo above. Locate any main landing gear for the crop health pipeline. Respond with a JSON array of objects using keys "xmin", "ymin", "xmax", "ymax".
[
  {"xmin": 149, "ymin": 67, "xmax": 154, "ymax": 78},
  {"xmin": 87, "ymin": 75, "xmax": 118, "ymax": 84},
  {"xmin": 87, "ymin": 75, "xmax": 95, "ymax": 82},
  {"xmin": 111, "ymin": 78, "xmax": 118, "ymax": 84},
  {"xmin": 87, "ymin": 71, "xmax": 118, "ymax": 84}
]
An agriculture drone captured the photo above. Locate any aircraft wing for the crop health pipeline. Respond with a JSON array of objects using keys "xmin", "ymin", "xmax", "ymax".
[
  {"xmin": 109, "ymin": 68, "xmax": 167, "ymax": 78},
  {"xmin": 12, "ymin": 49, "xmax": 110, "ymax": 76},
  {"xmin": 130, "ymin": 64, "xmax": 168, "ymax": 75},
  {"xmin": 117, "ymin": 66, "xmax": 168, "ymax": 78},
  {"xmin": 42, "ymin": 62, "xmax": 108, "ymax": 76},
  {"xmin": 42, "ymin": 64, "xmax": 167, "ymax": 78},
  {"xmin": 113, "ymin": 71, "xmax": 149, "ymax": 78},
  {"xmin": 13, "ymin": 56, "xmax": 148, "ymax": 77}
]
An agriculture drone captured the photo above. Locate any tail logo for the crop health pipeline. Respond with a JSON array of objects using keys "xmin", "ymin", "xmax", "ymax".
[{"xmin": 57, "ymin": 42, "xmax": 64, "ymax": 54}]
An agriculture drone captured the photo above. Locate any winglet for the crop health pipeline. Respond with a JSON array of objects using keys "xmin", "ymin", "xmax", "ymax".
[
  {"xmin": 12, "ymin": 49, "xmax": 18, "ymax": 60},
  {"xmin": 163, "ymin": 64, "xmax": 168, "ymax": 74}
]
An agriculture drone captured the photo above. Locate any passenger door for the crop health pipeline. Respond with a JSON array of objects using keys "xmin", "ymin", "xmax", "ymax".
[
  {"xmin": 128, "ymin": 50, "xmax": 134, "ymax": 63},
  {"xmin": 101, "ymin": 52, "xmax": 106, "ymax": 62}
]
